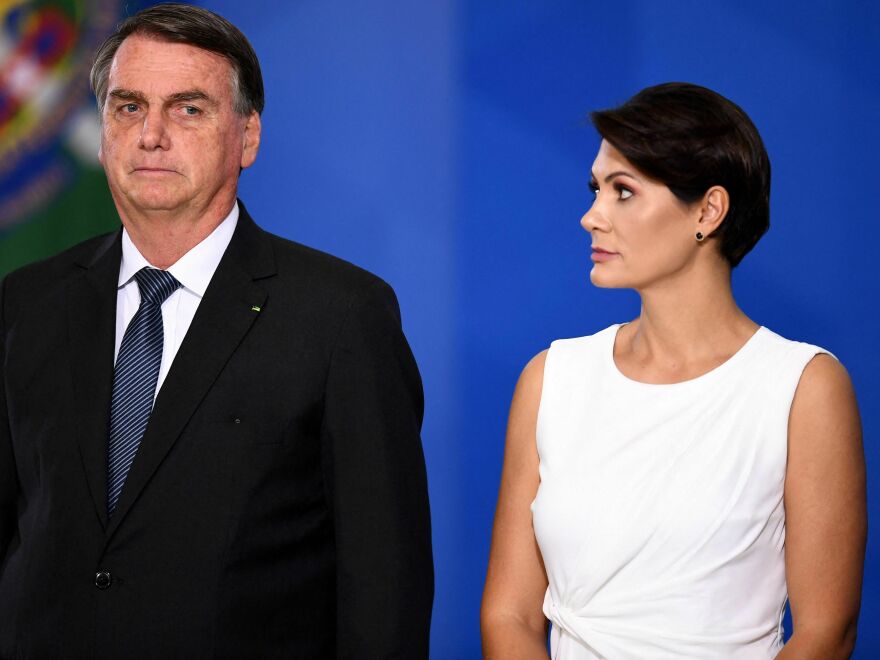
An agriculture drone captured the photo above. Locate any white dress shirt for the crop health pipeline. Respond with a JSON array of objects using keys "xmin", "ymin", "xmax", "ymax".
[{"xmin": 114, "ymin": 203, "xmax": 239, "ymax": 399}]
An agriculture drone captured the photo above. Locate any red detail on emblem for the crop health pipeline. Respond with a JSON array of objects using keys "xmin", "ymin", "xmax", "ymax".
[{"xmin": 0, "ymin": 8, "xmax": 77, "ymax": 128}]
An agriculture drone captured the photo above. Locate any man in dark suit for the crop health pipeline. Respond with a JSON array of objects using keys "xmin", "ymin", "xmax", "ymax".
[{"xmin": 0, "ymin": 4, "xmax": 433, "ymax": 658}]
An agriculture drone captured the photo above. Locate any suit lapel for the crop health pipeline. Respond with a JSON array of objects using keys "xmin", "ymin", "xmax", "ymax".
[
  {"xmin": 67, "ymin": 232, "xmax": 123, "ymax": 530},
  {"xmin": 106, "ymin": 206, "xmax": 276, "ymax": 536}
]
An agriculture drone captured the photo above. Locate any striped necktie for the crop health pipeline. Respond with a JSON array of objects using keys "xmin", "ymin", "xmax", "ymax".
[{"xmin": 107, "ymin": 267, "xmax": 181, "ymax": 517}]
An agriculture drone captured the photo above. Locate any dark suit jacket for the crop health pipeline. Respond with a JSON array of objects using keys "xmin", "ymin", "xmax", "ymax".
[{"xmin": 0, "ymin": 204, "xmax": 433, "ymax": 659}]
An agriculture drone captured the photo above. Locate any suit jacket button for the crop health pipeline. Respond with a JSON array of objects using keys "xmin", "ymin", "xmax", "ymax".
[{"xmin": 95, "ymin": 571, "xmax": 112, "ymax": 590}]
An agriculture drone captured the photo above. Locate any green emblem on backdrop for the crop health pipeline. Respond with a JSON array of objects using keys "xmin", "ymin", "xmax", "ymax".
[{"xmin": 0, "ymin": 0, "xmax": 126, "ymax": 277}]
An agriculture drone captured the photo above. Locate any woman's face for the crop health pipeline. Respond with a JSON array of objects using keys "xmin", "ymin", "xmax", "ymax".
[{"xmin": 582, "ymin": 140, "xmax": 701, "ymax": 290}]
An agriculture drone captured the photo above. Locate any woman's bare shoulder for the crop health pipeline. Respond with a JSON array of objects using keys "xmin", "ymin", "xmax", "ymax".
[{"xmin": 791, "ymin": 353, "xmax": 858, "ymax": 426}]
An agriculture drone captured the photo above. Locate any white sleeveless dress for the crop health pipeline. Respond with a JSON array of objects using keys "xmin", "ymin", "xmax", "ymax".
[{"xmin": 531, "ymin": 325, "xmax": 829, "ymax": 659}]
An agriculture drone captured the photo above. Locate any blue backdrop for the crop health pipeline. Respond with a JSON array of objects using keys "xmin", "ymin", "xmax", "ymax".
[{"xmin": 193, "ymin": 1, "xmax": 877, "ymax": 656}]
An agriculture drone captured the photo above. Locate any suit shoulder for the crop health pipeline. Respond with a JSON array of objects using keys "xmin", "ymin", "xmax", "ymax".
[
  {"xmin": 1, "ymin": 231, "xmax": 118, "ymax": 315},
  {"xmin": 3, "ymin": 232, "xmax": 117, "ymax": 288},
  {"xmin": 263, "ymin": 232, "xmax": 394, "ymax": 300}
]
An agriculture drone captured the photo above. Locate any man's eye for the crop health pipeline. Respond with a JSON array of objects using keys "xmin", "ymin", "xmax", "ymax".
[
  {"xmin": 122, "ymin": 104, "xmax": 139, "ymax": 113},
  {"xmin": 183, "ymin": 106, "xmax": 200, "ymax": 116}
]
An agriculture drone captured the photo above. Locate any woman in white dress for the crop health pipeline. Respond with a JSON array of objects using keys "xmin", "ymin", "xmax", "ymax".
[{"xmin": 481, "ymin": 83, "xmax": 866, "ymax": 659}]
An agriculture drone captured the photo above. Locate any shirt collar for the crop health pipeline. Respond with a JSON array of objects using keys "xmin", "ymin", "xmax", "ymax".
[{"xmin": 118, "ymin": 202, "xmax": 239, "ymax": 297}]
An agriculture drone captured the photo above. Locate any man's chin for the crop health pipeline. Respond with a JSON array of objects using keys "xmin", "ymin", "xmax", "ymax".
[{"xmin": 121, "ymin": 191, "xmax": 190, "ymax": 215}]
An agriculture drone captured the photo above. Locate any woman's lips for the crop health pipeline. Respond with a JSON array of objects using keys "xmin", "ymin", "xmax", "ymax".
[{"xmin": 591, "ymin": 247, "xmax": 618, "ymax": 262}]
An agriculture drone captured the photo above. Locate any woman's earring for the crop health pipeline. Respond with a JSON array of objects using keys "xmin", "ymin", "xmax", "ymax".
[{"xmin": 695, "ymin": 231, "xmax": 704, "ymax": 242}]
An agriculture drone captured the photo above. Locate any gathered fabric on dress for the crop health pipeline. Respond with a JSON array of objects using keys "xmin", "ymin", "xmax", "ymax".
[{"xmin": 531, "ymin": 325, "xmax": 828, "ymax": 659}]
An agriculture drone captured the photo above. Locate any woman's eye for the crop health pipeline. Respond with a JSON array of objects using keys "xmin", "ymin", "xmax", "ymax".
[
  {"xmin": 618, "ymin": 187, "xmax": 633, "ymax": 200},
  {"xmin": 588, "ymin": 181, "xmax": 599, "ymax": 197}
]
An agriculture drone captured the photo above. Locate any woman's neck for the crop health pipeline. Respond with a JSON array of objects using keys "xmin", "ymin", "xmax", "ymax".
[{"xmin": 615, "ymin": 264, "xmax": 758, "ymax": 382}]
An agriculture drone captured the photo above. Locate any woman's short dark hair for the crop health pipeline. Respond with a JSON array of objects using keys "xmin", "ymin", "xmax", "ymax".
[
  {"xmin": 591, "ymin": 82, "xmax": 770, "ymax": 267},
  {"xmin": 90, "ymin": 3, "xmax": 264, "ymax": 117}
]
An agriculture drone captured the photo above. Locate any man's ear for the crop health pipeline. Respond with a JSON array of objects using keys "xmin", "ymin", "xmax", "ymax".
[{"xmin": 240, "ymin": 111, "xmax": 261, "ymax": 170}]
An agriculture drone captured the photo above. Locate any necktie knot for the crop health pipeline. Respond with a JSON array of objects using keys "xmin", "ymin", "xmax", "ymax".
[{"xmin": 135, "ymin": 268, "xmax": 181, "ymax": 306}]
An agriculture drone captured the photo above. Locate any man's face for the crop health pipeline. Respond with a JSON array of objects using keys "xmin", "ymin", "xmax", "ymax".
[{"xmin": 98, "ymin": 34, "xmax": 260, "ymax": 222}]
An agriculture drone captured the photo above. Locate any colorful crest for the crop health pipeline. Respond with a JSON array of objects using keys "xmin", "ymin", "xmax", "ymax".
[{"xmin": 0, "ymin": 0, "xmax": 118, "ymax": 232}]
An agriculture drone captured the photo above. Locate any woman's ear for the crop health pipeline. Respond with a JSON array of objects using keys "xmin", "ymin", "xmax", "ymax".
[{"xmin": 697, "ymin": 185, "xmax": 730, "ymax": 237}]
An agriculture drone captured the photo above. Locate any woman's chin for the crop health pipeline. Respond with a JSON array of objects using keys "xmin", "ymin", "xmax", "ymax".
[{"xmin": 589, "ymin": 268, "xmax": 623, "ymax": 288}]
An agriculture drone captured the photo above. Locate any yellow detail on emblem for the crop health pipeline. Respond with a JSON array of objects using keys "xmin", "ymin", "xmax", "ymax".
[{"xmin": 251, "ymin": 306, "xmax": 261, "ymax": 312}]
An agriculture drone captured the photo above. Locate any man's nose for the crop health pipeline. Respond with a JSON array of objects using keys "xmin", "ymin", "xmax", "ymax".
[{"xmin": 138, "ymin": 110, "xmax": 170, "ymax": 150}]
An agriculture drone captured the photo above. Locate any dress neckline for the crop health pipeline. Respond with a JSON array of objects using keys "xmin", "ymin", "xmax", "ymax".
[{"xmin": 606, "ymin": 323, "xmax": 767, "ymax": 388}]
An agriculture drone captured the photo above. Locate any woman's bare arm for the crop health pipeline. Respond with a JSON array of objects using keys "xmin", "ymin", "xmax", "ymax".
[
  {"xmin": 482, "ymin": 351, "xmax": 551, "ymax": 659},
  {"xmin": 778, "ymin": 354, "xmax": 866, "ymax": 659}
]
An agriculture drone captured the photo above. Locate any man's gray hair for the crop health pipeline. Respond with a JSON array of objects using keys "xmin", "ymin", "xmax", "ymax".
[{"xmin": 90, "ymin": 3, "xmax": 264, "ymax": 117}]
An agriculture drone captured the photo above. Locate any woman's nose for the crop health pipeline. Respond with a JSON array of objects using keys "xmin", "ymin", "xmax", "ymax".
[{"xmin": 581, "ymin": 202, "xmax": 611, "ymax": 233}]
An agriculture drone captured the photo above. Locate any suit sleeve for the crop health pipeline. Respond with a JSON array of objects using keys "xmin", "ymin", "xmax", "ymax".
[
  {"xmin": 0, "ymin": 276, "xmax": 20, "ymax": 567},
  {"xmin": 321, "ymin": 279, "xmax": 433, "ymax": 658}
]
